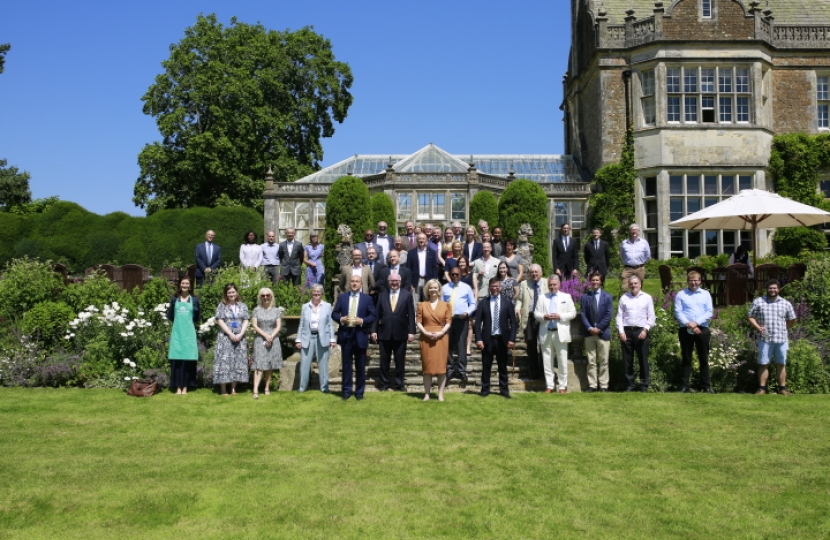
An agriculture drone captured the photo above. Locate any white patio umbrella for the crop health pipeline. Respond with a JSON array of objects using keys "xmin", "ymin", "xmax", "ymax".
[{"xmin": 669, "ymin": 189, "xmax": 830, "ymax": 268}]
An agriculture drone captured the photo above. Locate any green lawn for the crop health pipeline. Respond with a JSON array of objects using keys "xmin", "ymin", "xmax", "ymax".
[{"xmin": 2, "ymin": 389, "xmax": 829, "ymax": 539}]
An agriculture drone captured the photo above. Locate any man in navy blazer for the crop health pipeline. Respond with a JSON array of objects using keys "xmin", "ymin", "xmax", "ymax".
[
  {"xmin": 332, "ymin": 274, "xmax": 377, "ymax": 400},
  {"xmin": 474, "ymin": 278, "xmax": 517, "ymax": 398},
  {"xmin": 583, "ymin": 227, "xmax": 611, "ymax": 279},
  {"xmin": 371, "ymin": 274, "xmax": 416, "ymax": 391},
  {"xmin": 278, "ymin": 227, "xmax": 304, "ymax": 285},
  {"xmin": 553, "ymin": 223, "xmax": 580, "ymax": 279},
  {"xmin": 374, "ymin": 249, "xmax": 411, "ymax": 294},
  {"xmin": 195, "ymin": 230, "xmax": 221, "ymax": 286},
  {"xmin": 580, "ymin": 272, "xmax": 614, "ymax": 392},
  {"xmin": 406, "ymin": 233, "xmax": 439, "ymax": 300}
]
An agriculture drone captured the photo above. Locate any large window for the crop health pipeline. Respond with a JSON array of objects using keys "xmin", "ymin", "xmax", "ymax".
[
  {"xmin": 666, "ymin": 66, "xmax": 751, "ymax": 124},
  {"xmin": 668, "ymin": 173, "xmax": 753, "ymax": 258},
  {"xmin": 642, "ymin": 177, "xmax": 659, "ymax": 259},
  {"xmin": 819, "ymin": 75, "xmax": 829, "ymax": 129},
  {"xmin": 397, "ymin": 193, "xmax": 412, "ymax": 221},
  {"xmin": 641, "ymin": 71, "xmax": 656, "ymax": 126},
  {"xmin": 554, "ymin": 201, "xmax": 586, "ymax": 242},
  {"xmin": 451, "ymin": 193, "xmax": 466, "ymax": 221},
  {"xmin": 414, "ymin": 192, "xmax": 450, "ymax": 222},
  {"xmin": 702, "ymin": 0, "xmax": 712, "ymax": 18},
  {"xmin": 278, "ymin": 200, "xmax": 325, "ymax": 243}
]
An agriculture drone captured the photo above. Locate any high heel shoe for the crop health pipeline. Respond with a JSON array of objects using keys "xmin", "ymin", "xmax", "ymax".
[{"xmin": 252, "ymin": 393, "xmax": 258, "ymax": 400}]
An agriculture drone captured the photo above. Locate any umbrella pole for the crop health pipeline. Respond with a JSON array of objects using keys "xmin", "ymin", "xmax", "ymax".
[{"xmin": 753, "ymin": 222, "xmax": 759, "ymax": 296}]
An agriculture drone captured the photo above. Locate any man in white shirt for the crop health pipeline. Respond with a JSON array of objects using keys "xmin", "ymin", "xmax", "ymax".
[
  {"xmin": 620, "ymin": 223, "xmax": 651, "ymax": 290},
  {"xmin": 442, "ymin": 268, "xmax": 477, "ymax": 382},
  {"xmin": 616, "ymin": 275, "xmax": 656, "ymax": 392},
  {"xmin": 534, "ymin": 275, "xmax": 577, "ymax": 394},
  {"xmin": 473, "ymin": 242, "xmax": 498, "ymax": 299},
  {"xmin": 375, "ymin": 221, "xmax": 392, "ymax": 258},
  {"xmin": 339, "ymin": 249, "xmax": 374, "ymax": 294}
]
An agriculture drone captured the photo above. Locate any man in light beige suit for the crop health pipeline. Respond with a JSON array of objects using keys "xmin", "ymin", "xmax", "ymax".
[
  {"xmin": 534, "ymin": 275, "xmax": 577, "ymax": 394},
  {"xmin": 339, "ymin": 249, "xmax": 375, "ymax": 294},
  {"xmin": 513, "ymin": 263, "xmax": 544, "ymax": 380}
]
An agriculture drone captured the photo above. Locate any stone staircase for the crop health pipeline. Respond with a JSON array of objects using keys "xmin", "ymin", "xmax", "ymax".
[{"xmin": 280, "ymin": 330, "xmax": 590, "ymax": 394}]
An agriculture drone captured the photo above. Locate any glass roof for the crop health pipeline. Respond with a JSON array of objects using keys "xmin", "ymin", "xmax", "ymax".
[{"xmin": 296, "ymin": 143, "xmax": 584, "ymax": 184}]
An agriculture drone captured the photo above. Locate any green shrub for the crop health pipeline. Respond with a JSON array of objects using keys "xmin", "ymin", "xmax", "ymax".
[
  {"xmin": 0, "ymin": 257, "xmax": 65, "ymax": 321},
  {"xmin": 370, "ymin": 193, "xmax": 395, "ymax": 232},
  {"xmin": 784, "ymin": 253, "xmax": 830, "ymax": 327},
  {"xmin": 196, "ymin": 264, "xmax": 274, "ymax": 323},
  {"xmin": 469, "ymin": 190, "xmax": 499, "ymax": 232},
  {"xmin": 62, "ymin": 271, "xmax": 122, "ymax": 314},
  {"xmin": 498, "ymin": 179, "xmax": 550, "ymax": 274},
  {"xmin": 772, "ymin": 227, "xmax": 827, "ymax": 257},
  {"xmin": 22, "ymin": 301, "xmax": 76, "ymax": 349},
  {"xmin": 324, "ymin": 176, "xmax": 372, "ymax": 293},
  {"xmin": 784, "ymin": 339, "xmax": 830, "ymax": 394},
  {"xmin": 272, "ymin": 279, "xmax": 312, "ymax": 316}
]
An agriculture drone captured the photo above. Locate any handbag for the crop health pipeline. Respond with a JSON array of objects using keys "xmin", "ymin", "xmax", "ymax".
[{"xmin": 127, "ymin": 378, "xmax": 158, "ymax": 397}]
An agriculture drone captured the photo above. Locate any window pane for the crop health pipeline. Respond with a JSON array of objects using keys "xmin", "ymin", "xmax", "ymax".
[
  {"xmin": 687, "ymin": 175, "xmax": 701, "ymax": 195},
  {"xmin": 688, "ymin": 231, "xmax": 701, "ymax": 259},
  {"xmin": 705, "ymin": 197, "xmax": 719, "ymax": 207},
  {"xmin": 719, "ymin": 96, "xmax": 733, "ymax": 122},
  {"xmin": 687, "ymin": 197, "xmax": 701, "ymax": 215},
  {"xmin": 739, "ymin": 175, "xmax": 753, "ymax": 191},
  {"xmin": 451, "ymin": 193, "xmax": 466, "ymax": 220},
  {"xmin": 397, "ymin": 194, "xmax": 412, "ymax": 221},
  {"xmin": 718, "ymin": 68, "xmax": 733, "ymax": 93},
  {"xmin": 295, "ymin": 202, "xmax": 311, "ymax": 230},
  {"xmin": 821, "ymin": 180, "xmax": 830, "ymax": 198},
  {"xmin": 670, "ymin": 175, "xmax": 684, "ymax": 194},
  {"xmin": 736, "ymin": 68, "xmax": 750, "ymax": 93},
  {"xmin": 737, "ymin": 96, "xmax": 750, "ymax": 122},
  {"xmin": 820, "ymin": 104, "xmax": 829, "ymax": 129},
  {"xmin": 671, "ymin": 229, "xmax": 685, "ymax": 253},
  {"xmin": 642, "ymin": 71, "xmax": 655, "ymax": 95},
  {"xmin": 417, "ymin": 193, "xmax": 430, "ymax": 218},
  {"xmin": 642, "ymin": 97, "xmax": 656, "ymax": 125},
  {"xmin": 645, "ymin": 177, "xmax": 657, "ymax": 197},
  {"xmin": 279, "ymin": 201, "xmax": 295, "ymax": 229},
  {"xmin": 722, "ymin": 175, "xmax": 735, "ymax": 195},
  {"xmin": 571, "ymin": 202, "xmax": 586, "ymax": 228},
  {"xmin": 704, "ymin": 175, "xmax": 719, "ymax": 194},
  {"xmin": 314, "ymin": 202, "xmax": 326, "ymax": 230},
  {"xmin": 705, "ymin": 230, "xmax": 719, "ymax": 256},
  {"xmin": 818, "ymin": 76, "xmax": 829, "ymax": 100},
  {"xmin": 667, "ymin": 68, "xmax": 681, "ymax": 93},
  {"xmin": 685, "ymin": 96, "xmax": 698, "ymax": 121},
  {"xmin": 646, "ymin": 200, "xmax": 658, "ymax": 229},
  {"xmin": 702, "ymin": 0, "xmax": 712, "ymax": 18},
  {"xmin": 646, "ymin": 232, "xmax": 659, "ymax": 260},
  {"xmin": 667, "ymin": 96, "xmax": 681, "ymax": 122},
  {"xmin": 684, "ymin": 68, "xmax": 698, "ymax": 93},
  {"xmin": 723, "ymin": 231, "xmax": 737, "ymax": 254},
  {"xmin": 670, "ymin": 197, "xmax": 684, "ymax": 221},
  {"xmin": 701, "ymin": 68, "xmax": 715, "ymax": 92},
  {"xmin": 432, "ymin": 193, "xmax": 445, "ymax": 218}
]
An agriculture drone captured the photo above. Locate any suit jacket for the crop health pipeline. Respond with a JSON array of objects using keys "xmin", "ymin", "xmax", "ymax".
[
  {"xmin": 195, "ymin": 242, "xmax": 221, "ymax": 278},
  {"xmin": 583, "ymin": 239, "xmax": 611, "ymax": 277},
  {"xmin": 166, "ymin": 294, "xmax": 201, "ymax": 323},
  {"xmin": 355, "ymin": 242, "xmax": 384, "ymax": 263},
  {"xmin": 463, "ymin": 241, "xmax": 483, "ymax": 262},
  {"xmin": 278, "ymin": 240, "xmax": 304, "ymax": 276},
  {"xmin": 296, "ymin": 301, "xmax": 335, "ymax": 348},
  {"xmin": 534, "ymin": 291, "xmax": 577, "ymax": 343},
  {"xmin": 365, "ymin": 259, "xmax": 386, "ymax": 278},
  {"xmin": 332, "ymin": 291, "xmax": 376, "ymax": 349},
  {"xmin": 553, "ymin": 235, "xmax": 580, "ymax": 277},
  {"xmin": 474, "ymin": 295, "xmax": 518, "ymax": 345},
  {"xmin": 579, "ymin": 288, "xmax": 614, "ymax": 341},
  {"xmin": 371, "ymin": 288, "xmax": 416, "ymax": 340},
  {"xmin": 339, "ymin": 265, "xmax": 375, "ymax": 294},
  {"xmin": 513, "ymin": 279, "xmax": 543, "ymax": 329},
  {"xmin": 406, "ymin": 247, "xmax": 439, "ymax": 282},
  {"xmin": 374, "ymin": 264, "xmax": 412, "ymax": 294}
]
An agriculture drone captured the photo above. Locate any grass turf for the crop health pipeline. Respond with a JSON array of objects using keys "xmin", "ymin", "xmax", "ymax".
[{"xmin": 1, "ymin": 388, "xmax": 828, "ymax": 539}]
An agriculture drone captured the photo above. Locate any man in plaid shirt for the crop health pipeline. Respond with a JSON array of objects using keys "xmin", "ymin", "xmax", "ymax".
[{"xmin": 748, "ymin": 279, "xmax": 797, "ymax": 395}]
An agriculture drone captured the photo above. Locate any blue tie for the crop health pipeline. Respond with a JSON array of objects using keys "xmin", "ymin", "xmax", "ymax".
[{"xmin": 492, "ymin": 296, "xmax": 500, "ymax": 335}]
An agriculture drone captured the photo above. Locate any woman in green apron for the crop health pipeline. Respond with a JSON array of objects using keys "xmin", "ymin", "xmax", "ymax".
[{"xmin": 166, "ymin": 278, "xmax": 201, "ymax": 394}]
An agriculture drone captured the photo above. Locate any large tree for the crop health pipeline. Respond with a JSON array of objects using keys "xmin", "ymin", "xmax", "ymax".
[
  {"xmin": 0, "ymin": 159, "xmax": 32, "ymax": 211},
  {"xmin": 134, "ymin": 14, "xmax": 353, "ymax": 214},
  {"xmin": 0, "ymin": 43, "xmax": 9, "ymax": 74}
]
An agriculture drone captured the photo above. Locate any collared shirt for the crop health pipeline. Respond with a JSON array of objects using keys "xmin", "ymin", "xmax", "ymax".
[
  {"xmin": 616, "ymin": 291, "xmax": 656, "ymax": 332},
  {"xmin": 749, "ymin": 295, "xmax": 796, "ymax": 343},
  {"xmin": 489, "ymin": 295, "xmax": 501, "ymax": 335},
  {"xmin": 583, "ymin": 288, "xmax": 606, "ymax": 328},
  {"xmin": 351, "ymin": 265, "xmax": 363, "ymax": 278},
  {"xmin": 675, "ymin": 287, "xmax": 713, "ymax": 328},
  {"xmin": 442, "ymin": 281, "xmax": 477, "ymax": 317},
  {"xmin": 620, "ymin": 237, "xmax": 651, "ymax": 266},
  {"xmin": 546, "ymin": 292, "xmax": 559, "ymax": 330},
  {"xmin": 205, "ymin": 242, "xmax": 214, "ymax": 261},
  {"xmin": 286, "ymin": 240, "xmax": 295, "ymax": 254},
  {"xmin": 417, "ymin": 248, "xmax": 427, "ymax": 277},
  {"xmin": 375, "ymin": 235, "xmax": 391, "ymax": 256},
  {"xmin": 261, "ymin": 242, "xmax": 280, "ymax": 265},
  {"xmin": 427, "ymin": 238, "xmax": 440, "ymax": 252}
]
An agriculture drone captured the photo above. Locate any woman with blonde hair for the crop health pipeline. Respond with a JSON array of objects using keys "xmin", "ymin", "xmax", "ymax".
[
  {"xmin": 416, "ymin": 279, "xmax": 452, "ymax": 401},
  {"xmin": 251, "ymin": 286, "xmax": 283, "ymax": 398},
  {"xmin": 295, "ymin": 284, "xmax": 336, "ymax": 392}
]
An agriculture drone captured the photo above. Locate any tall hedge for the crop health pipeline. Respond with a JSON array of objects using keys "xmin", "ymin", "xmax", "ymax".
[
  {"xmin": 370, "ymin": 192, "xmax": 396, "ymax": 231},
  {"xmin": 324, "ymin": 176, "xmax": 372, "ymax": 293},
  {"xmin": 498, "ymin": 179, "xmax": 550, "ymax": 274},
  {"xmin": 0, "ymin": 202, "xmax": 262, "ymax": 274},
  {"xmin": 469, "ymin": 190, "xmax": 499, "ymax": 231}
]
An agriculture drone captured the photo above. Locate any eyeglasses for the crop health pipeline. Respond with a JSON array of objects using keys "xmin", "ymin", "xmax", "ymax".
[
  {"xmin": 260, "ymin": 294, "xmax": 272, "ymax": 298},
  {"xmin": 450, "ymin": 273, "xmax": 461, "ymax": 277}
]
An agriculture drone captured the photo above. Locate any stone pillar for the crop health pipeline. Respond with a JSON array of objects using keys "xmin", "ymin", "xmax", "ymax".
[
  {"xmin": 596, "ymin": 9, "xmax": 608, "ymax": 48},
  {"xmin": 653, "ymin": 2, "xmax": 664, "ymax": 36},
  {"xmin": 624, "ymin": 9, "xmax": 636, "ymax": 45}
]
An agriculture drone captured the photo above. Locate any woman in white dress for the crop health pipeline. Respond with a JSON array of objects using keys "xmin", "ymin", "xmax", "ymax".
[{"xmin": 239, "ymin": 230, "xmax": 263, "ymax": 270}]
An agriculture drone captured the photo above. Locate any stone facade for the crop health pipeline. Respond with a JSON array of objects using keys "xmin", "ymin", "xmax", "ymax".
[{"xmin": 565, "ymin": 0, "xmax": 830, "ymax": 259}]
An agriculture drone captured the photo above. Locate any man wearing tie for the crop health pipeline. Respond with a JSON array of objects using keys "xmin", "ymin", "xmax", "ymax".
[
  {"xmin": 534, "ymin": 275, "xmax": 577, "ymax": 394},
  {"xmin": 442, "ymin": 267, "xmax": 477, "ymax": 383},
  {"xmin": 474, "ymin": 278, "xmax": 517, "ymax": 398},
  {"xmin": 553, "ymin": 223, "xmax": 580, "ymax": 279},
  {"xmin": 356, "ymin": 229, "xmax": 384, "ymax": 263},
  {"xmin": 339, "ymin": 249, "xmax": 374, "ymax": 294},
  {"xmin": 583, "ymin": 227, "xmax": 610, "ymax": 280},
  {"xmin": 332, "ymin": 275, "xmax": 377, "ymax": 400},
  {"xmin": 580, "ymin": 272, "xmax": 614, "ymax": 392},
  {"xmin": 365, "ymin": 246, "xmax": 386, "ymax": 304},
  {"xmin": 278, "ymin": 228, "xmax": 303, "ymax": 285},
  {"xmin": 375, "ymin": 250, "xmax": 411, "ymax": 294},
  {"xmin": 404, "ymin": 221, "xmax": 417, "ymax": 251},
  {"xmin": 371, "ymin": 274, "xmax": 416, "ymax": 392},
  {"xmin": 513, "ymin": 263, "xmax": 544, "ymax": 380},
  {"xmin": 195, "ymin": 230, "xmax": 221, "ymax": 286}
]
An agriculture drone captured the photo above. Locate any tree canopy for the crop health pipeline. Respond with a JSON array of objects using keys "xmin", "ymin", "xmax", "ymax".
[
  {"xmin": 0, "ymin": 159, "xmax": 32, "ymax": 212},
  {"xmin": 134, "ymin": 14, "xmax": 353, "ymax": 214},
  {"xmin": 498, "ymin": 179, "xmax": 550, "ymax": 274},
  {"xmin": 0, "ymin": 43, "xmax": 9, "ymax": 74},
  {"xmin": 324, "ymin": 176, "xmax": 372, "ymax": 294},
  {"xmin": 370, "ymin": 192, "xmax": 395, "ymax": 232},
  {"xmin": 469, "ymin": 190, "xmax": 499, "ymax": 231}
]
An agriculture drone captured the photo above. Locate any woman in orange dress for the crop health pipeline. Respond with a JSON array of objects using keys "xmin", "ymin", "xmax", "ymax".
[{"xmin": 416, "ymin": 279, "xmax": 452, "ymax": 401}]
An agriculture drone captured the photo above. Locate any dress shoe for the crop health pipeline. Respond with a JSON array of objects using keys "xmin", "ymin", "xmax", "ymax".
[
  {"xmin": 680, "ymin": 387, "xmax": 692, "ymax": 393},
  {"xmin": 355, "ymin": 395, "xmax": 364, "ymax": 400},
  {"xmin": 558, "ymin": 389, "xmax": 567, "ymax": 395},
  {"xmin": 755, "ymin": 388, "xmax": 767, "ymax": 395},
  {"xmin": 479, "ymin": 391, "xmax": 490, "ymax": 397},
  {"xmin": 586, "ymin": 387, "xmax": 597, "ymax": 393},
  {"xmin": 777, "ymin": 388, "xmax": 792, "ymax": 396},
  {"xmin": 624, "ymin": 386, "xmax": 636, "ymax": 392},
  {"xmin": 544, "ymin": 388, "xmax": 554, "ymax": 394},
  {"xmin": 342, "ymin": 395, "xmax": 351, "ymax": 401},
  {"xmin": 395, "ymin": 386, "xmax": 407, "ymax": 392},
  {"xmin": 704, "ymin": 388, "xmax": 715, "ymax": 394},
  {"xmin": 600, "ymin": 388, "xmax": 609, "ymax": 393},
  {"xmin": 500, "ymin": 391, "xmax": 512, "ymax": 399},
  {"xmin": 640, "ymin": 386, "xmax": 648, "ymax": 393}
]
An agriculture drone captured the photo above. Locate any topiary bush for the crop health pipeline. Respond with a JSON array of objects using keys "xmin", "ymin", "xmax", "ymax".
[
  {"xmin": 469, "ymin": 190, "xmax": 499, "ymax": 232},
  {"xmin": 370, "ymin": 192, "xmax": 396, "ymax": 232},
  {"xmin": 324, "ymin": 176, "xmax": 372, "ymax": 294},
  {"xmin": 498, "ymin": 179, "xmax": 550, "ymax": 274},
  {"xmin": 772, "ymin": 226, "xmax": 827, "ymax": 257}
]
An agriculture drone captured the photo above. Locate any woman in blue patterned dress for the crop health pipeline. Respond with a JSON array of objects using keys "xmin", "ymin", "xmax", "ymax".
[
  {"xmin": 304, "ymin": 232, "xmax": 325, "ymax": 287},
  {"xmin": 213, "ymin": 283, "xmax": 250, "ymax": 396}
]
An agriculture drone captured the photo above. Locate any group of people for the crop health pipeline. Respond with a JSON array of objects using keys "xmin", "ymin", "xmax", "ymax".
[
  {"xmin": 165, "ymin": 221, "xmax": 797, "ymax": 398},
  {"xmin": 195, "ymin": 228, "xmax": 324, "ymax": 287}
]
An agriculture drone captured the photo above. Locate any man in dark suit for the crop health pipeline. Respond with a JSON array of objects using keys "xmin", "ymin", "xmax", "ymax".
[
  {"xmin": 406, "ymin": 233, "xmax": 439, "ymax": 300},
  {"xmin": 195, "ymin": 230, "xmax": 221, "ymax": 286},
  {"xmin": 375, "ymin": 249, "xmax": 411, "ymax": 294},
  {"xmin": 583, "ymin": 227, "xmax": 611, "ymax": 280},
  {"xmin": 580, "ymin": 272, "xmax": 614, "ymax": 392},
  {"xmin": 355, "ymin": 229, "xmax": 385, "ymax": 263},
  {"xmin": 332, "ymin": 274, "xmax": 377, "ymax": 400},
  {"xmin": 473, "ymin": 278, "xmax": 517, "ymax": 398},
  {"xmin": 553, "ymin": 223, "xmax": 580, "ymax": 279},
  {"xmin": 371, "ymin": 274, "xmax": 416, "ymax": 391},
  {"xmin": 277, "ymin": 227, "xmax": 304, "ymax": 285}
]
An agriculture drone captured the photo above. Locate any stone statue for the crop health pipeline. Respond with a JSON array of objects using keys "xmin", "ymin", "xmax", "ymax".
[
  {"xmin": 516, "ymin": 223, "xmax": 534, "ymax": 266},
  {"xmin": 335, "ymin": 224, "xmax": 354, "ymax": 268}
]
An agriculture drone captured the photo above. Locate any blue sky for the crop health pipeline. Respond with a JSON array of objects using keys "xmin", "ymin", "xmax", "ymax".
[{"xmin": 0, "ymin": 0, "xmax": 569, "ymax": 216}]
